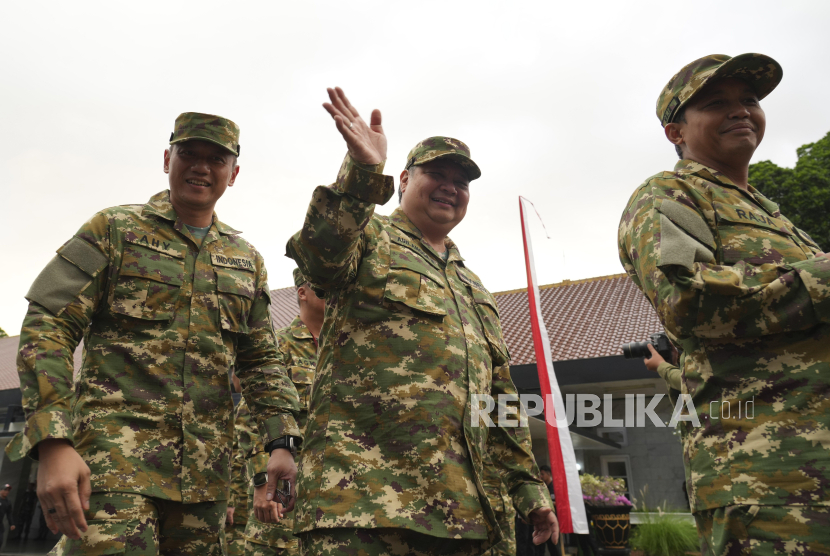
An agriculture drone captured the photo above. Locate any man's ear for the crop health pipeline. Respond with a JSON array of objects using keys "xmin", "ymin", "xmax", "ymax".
[
  {"xmin": 164, "ymin": 149, "xmax": 171, "ymax": 174},
  {"xmin": 228, "ymin": 165, "xmax": 240, "ymax": 188},
  {"xmin": 297, "ymin": 286, "xmax": 308, "ymax": 302},
  {"xmin": 664, "ymin": 123, "xmax": 684, "ymax": 148},
  {"xmin": 399, "ymin": 169, "xmax": 410, "ymax": 197}
]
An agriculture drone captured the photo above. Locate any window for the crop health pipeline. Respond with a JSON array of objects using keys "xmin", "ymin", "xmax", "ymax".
[{"xmin": 601, "ymin": 455, "xmax": 633, "ymax": 502}]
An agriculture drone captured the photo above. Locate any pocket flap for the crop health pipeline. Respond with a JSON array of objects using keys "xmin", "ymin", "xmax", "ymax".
[
  {"xmin": 120, "ymin": 245, "xmax": 185, "ymax": 285},
  {"xmin": 385, "ymin": 267, "xmax": 447, "ymax": 316},
  {"xmin": 216, "ymin": 267, "xmax": 255, "ymax": 298}
]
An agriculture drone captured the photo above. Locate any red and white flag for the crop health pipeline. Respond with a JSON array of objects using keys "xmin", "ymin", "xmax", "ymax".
[{"xmin": 518, "ymin": 196, "xmax": 588, "ymax": 534}]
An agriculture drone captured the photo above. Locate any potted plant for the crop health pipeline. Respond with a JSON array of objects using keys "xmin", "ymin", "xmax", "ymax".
[{"xmin": 580, "ymin": 473, "xmax": 634, "ymax": 550}]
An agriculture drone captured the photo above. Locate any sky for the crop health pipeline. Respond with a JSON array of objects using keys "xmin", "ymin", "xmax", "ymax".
[{"xmin": 1, "ymin": 0, "xmax": 829, "ymax": 336}]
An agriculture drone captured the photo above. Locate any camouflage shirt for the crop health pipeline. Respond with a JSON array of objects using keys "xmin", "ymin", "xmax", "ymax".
[
  {"xmin": 13, "ymin": 190, "xmax": 301, "ymax": 503},
  {"xmin": 239, "ymin": 316, "xmax": 317, "ymax": 548},
  {"xmin": 619, "ymin": 159, "xmax": 830, "ymax": 511},
  {"xmin": 285, "ymin": 154, "xmax": 550, "ymax": 544}
]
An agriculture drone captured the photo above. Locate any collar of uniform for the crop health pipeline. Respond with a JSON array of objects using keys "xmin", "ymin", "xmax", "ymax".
[
  {"xmin": 389, "ymin": 207, "xmax": 465, "ymax": 263},
  {"xmin": 289, "ymin": 315, "xmax": 313, "ymax": 340},
  {"xmin": 390, "ymin": 207, "xmax": 423, "ymax": 239},
  {"xmin": 674, "ymin": 159, "xmax": 781, "ymax": 216},
  {"xmin": 143, "ymin": 190, "xmax": 179, "ymax": 221},
  {"xmin": 143, "ymin": 190, "xmax": 241, "ymax": 235}
]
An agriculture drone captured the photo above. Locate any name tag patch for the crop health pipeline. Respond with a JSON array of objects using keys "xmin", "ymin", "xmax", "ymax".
[{"xmin": 211, "ymin": 253, "xmax": 254, "ymax": 270}]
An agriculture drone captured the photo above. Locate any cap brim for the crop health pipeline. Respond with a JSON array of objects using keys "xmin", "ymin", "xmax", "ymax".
[
  {"xmin": 414, "ymin": 152, "xmax": 482, "ymax": 181},
  {"xmin": 680, "ymin": 53, "xmax": 783, "ymax": 116},
  {"xmin": 170, "ymin": 136, "xmax": 239, "ymax": 156}
]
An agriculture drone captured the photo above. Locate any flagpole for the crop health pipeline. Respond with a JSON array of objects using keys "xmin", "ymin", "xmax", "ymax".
[{"xmin": 518, "ymin": 196, "xmax": 588, "ymax": 534}]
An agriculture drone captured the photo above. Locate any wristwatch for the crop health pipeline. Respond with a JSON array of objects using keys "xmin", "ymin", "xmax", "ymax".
[
  {"xmin": 264, "ymin": 435, "xmax": 300, "ymax": 458},
  {"xmin": 253, "ymin": 472, "xmax": 268, "ymax": 487}
]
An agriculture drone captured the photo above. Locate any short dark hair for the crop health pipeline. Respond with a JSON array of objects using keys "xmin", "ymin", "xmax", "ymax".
[
  {"xmin": 539, "ymin": 464, "xmax": 552, "ymax": 473},
  {"xmin": 672, "ymin": 106, "xmax": 687, "ymax": 159}
]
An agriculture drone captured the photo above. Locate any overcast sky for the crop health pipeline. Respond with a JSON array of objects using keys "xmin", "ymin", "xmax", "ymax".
[{"xmin": 2, "ymin": 1, "xmax": 829, "ymax": 336}]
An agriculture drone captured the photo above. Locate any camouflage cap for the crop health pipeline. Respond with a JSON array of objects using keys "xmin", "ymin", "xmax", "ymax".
[
  {"xmin": 170, "ymin": 112, "xmax": 241, "ymax": 156},
  {"xmin": 656, "ymin": 53, "xmax": 783, "ymax": 127},
  {"xmin": 293, "ymin": 268, "xmax": 307, "ymax": 288},
  {"xmin": 405, "ymin": 137, "xmax": 481, "ymax": 181}
]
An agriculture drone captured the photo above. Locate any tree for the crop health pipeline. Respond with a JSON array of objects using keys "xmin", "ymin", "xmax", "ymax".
[
  {"xmin": 0, "ymin": 327, "xmax": 7, "ymax": 338},
  {"xmin": 749, "ymin": 131, "xmax": 830, "ymax": 249}
]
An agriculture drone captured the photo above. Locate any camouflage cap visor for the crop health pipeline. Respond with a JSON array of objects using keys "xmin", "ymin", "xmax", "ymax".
[
  {"xmin": 170, "ymin": 112, "xmax": 241, "ymax": 156},
  {"xmin": 658, "ymin": 53, "xmax": 783, "ymax": 126},
  {"xmin": 410, "ymin": 152, "xmax": 482, "ymax": 181}
]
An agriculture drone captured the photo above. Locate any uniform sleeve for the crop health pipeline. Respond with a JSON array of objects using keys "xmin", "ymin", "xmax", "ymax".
[
  {"xmin": 285, "ymin": 154, "xmax": 394, "ymax": 290},
  {"xmin": 236, "ymin": 261, "xmax": 302, "ymax": 444},
  {"xmin": 619, "ymin": 178, "xmax": 830, "ymax": 340},
  {"xmin": 13, "ymin": 213, "xmax": 111, "ymax": 460},
  {"xmin": 236, "ymin": 399, "xmax": 270, "ymax": 477},
  {"xmin": 656, "ymin": 362, "xmax": 683, "ymax": 391},
  {"xmin": 487, "ymin": 361, "xmax": 552, "ymax": 521}
]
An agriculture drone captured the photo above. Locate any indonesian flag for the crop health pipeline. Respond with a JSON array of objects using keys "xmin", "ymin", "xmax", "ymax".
[{"xmin": 518, "ymin": 196, "xmax": 588, "ymax": 534}]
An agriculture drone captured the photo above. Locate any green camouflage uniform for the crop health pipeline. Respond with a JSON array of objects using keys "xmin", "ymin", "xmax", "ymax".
[
  {"xmin": 656, "ymin": 362, "xmax": 681, "ymax": 392},
  {"xmin": 228, "ymin": 406, "xmax": 252, "ymax": 556},
  {"xmin": 13, "ymin": 183, "xmax": 301, "ymax": 554},
  {"xmin": 240, "ymin": 315, "xmax": 317, "ymax": 555},
  {"xmin": 620, "ymin": 51, "xmax": 830, "ymax": 549},
  {"xmin": 285, "ymin": 145, "xmax": 550, "ymax": 553}
]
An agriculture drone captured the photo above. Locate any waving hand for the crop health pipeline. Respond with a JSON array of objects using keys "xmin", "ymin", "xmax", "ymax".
[{"xmin": 323, "ymin": 87, "xmax": 386, "ymax": 165}]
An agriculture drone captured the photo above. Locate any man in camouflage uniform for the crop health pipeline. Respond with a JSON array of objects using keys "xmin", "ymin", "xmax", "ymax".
[
  {"xmin": 619, "ymin": 54, "xmax": 830, "ymax": 554},
  {"xmin": 11, "ymin": 113, "xmax": 302, "ymax": 554},
  {"xmin": 242, "ymin": 268, "xmax": 323, "ymax": 555},
  {"xmin": 284, "ymin": 87, "xmax": 556, "ymax": 555}
]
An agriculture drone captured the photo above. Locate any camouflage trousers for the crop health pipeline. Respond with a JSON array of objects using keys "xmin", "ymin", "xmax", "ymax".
[
  {"xmin": 244, "ymin": 513, "xmax": 296, "ymax": 554},
  {"xmin": 226, "ymin": 521, "xmax": 247, "ymax": 556},
  {"xmin": 298, "ymin": 528, "xmax": 486, "ymax": 556},
  {"xmin": 695, "ymin": 505, "xmax": 830, "ymax": 555},
  {"xmin": 49, "ymin": 492, "xmax": 227, "ymax": 555}
]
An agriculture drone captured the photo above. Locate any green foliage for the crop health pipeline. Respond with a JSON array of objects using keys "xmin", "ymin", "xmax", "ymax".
[
  {"xmin": 0, "ymin": 326, "xmax": 7, "ymax": 338},
  {"xmin": 580, "ymin": 473, "xmax": 632, "ymax": 506},
  {"xmin": 630, "ymin": 487, "xmax": 697, "ymax": 556},
  {"xmin": 749, "ymin": 131, "xmax": 830, "ymax": 248},
  {"xmin": 630, "ymin": 515, "xmax": 698, "ymax": 556}
]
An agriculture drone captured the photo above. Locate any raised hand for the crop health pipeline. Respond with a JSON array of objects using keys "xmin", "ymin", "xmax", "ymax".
[{"xmin": 323, "ymin": 87, "xmax": 386, "ymax": 165}]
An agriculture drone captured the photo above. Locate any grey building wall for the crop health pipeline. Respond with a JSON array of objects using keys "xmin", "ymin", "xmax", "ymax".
[{"xmin": 582, "ymin": 394, "xmax": 687, "ymax": 511}]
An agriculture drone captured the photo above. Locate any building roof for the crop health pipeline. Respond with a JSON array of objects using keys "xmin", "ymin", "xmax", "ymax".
[
  {"xmin": 0, "ymin": 273, "xmax": 661, "ymax": 392},
  {"xmin": 0, "ymin": 336, "xmax": 21, "ymax": 391},
  {"xmin": 496, "ymin": 273, "xmax": 662, "ymax": 364}
]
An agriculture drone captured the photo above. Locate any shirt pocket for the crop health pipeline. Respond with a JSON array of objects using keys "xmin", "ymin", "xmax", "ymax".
[
  {"xmin": 111, "ymin": 238, "xmax": 185, "ymax": 320},
  {"xmin": 714, "ymin": 202, "xmax": 804, "ymax": 265},
  {"xmin": 290, "ymin": 363, "xmax": 315, "ymax": 410},
  {"xmin": 215, "ymin": 266, "xmax": 256, "ymax": 334},
  {"xmin": 457, "ymin": 269, "xmax": 510, "ymax": 366},
  {"xmin": 384, "ymin": 253, "xmax": 447, "ymax": 318}
]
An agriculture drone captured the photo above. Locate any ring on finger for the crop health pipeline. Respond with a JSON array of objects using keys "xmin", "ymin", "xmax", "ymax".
[{"xmin": 348, "ymin": 121, "xmax": 354, "ymax": 130}]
